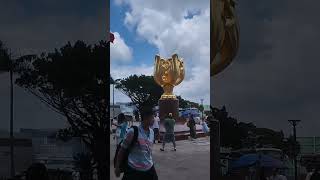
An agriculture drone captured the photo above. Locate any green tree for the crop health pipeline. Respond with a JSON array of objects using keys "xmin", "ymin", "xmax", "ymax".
[
  {"xmin": 15, "ymin": 41, "xmax": 108, "ymax": 180},
  {"xmin": 199, "ymin": 104, "xmax": 204, "ymax": 112},
  {"xmin": 0, "ymin": 41, "xmax": 11, "ymax": 71},
  {"xmin": 211, "ymin": 105, "xmax": 292, "ymax": 152},
  {"xmin": 177, "ymin": 95, "xmax": 200, "ymax": 109},
  {"xmin": 115, "ymin": 75, "xmax": 163, "ymax": 112},
  {"xmin": 0, "ymin": 40, "xmax": 15, "ymax": 178}
]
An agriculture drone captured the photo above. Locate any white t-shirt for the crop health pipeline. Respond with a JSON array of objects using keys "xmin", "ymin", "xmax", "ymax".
[{"xmin": 152, "ymin": 116, "xmax": 160, "ymax": 129}]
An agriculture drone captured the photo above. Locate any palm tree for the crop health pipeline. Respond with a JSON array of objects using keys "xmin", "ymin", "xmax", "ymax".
[{"xmin": 0, "ymin": 40, "xmax": 15, "ymax": 177}]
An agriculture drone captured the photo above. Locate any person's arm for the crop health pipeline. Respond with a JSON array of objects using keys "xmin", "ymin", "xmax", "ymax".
[{"xmin": 114, "ymin": 130, "xmax": 134, "ymax": 176}]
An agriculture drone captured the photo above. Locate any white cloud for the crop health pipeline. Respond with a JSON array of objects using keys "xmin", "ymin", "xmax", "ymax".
[
  {"xmin": 110, "ymin": 31, "xmax": 133, "ymax": 62},
  {"xmin": 111, "ymin": 64, "xmax": 153, "ymax": 79},
  {"xmin": 110, "ymin": 64, "xmax": 154, "ymax": 103},
  {"xmin": 112, "ymin": 0, "xmax": 210, "ymax": 104}
]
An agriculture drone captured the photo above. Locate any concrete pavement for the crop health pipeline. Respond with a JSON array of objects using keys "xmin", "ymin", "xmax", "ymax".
[{"xmin": 110, "ymin": 135, "xmax": 210, "ymax": 180}]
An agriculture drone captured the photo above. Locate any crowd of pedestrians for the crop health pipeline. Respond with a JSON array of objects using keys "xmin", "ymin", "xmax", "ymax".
[{"xmin": 112, "ymin": 107, "xmax": 210, "ymax": 180}]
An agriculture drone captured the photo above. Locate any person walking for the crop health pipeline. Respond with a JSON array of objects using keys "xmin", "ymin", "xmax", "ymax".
[
  {"xmin": 187, "ymin": 114, "xmax": 197, "ymax": 140},
  {"xmin": 115, "ymin": 113, "xmax": 128, "ymax": 145},
  {"xmin": 152, "ymin": 113, "xmax": 160, "ymax": 144},
  {"xmin": 201, "ymin": 118, "xmax": 209, "ymax": 139},
  {"xmin": 114, "ymin": 107, "xmax": 158, "ymax": 180},
  {"xmin": 160, "ymin": 113, "xmax": 176, "ymax": 151}
]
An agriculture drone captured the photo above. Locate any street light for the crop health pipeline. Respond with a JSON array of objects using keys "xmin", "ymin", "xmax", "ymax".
[
  {"xmin": 112, "ymin": 79, "xmax": 120, "ymax": 120},
  {"xmin": 200, "ymin": 99, "xmax": 204, "ymax": 119},
  {"xmin": 288, "ymin": 119, "xmax": 301, "ymax": 180}
]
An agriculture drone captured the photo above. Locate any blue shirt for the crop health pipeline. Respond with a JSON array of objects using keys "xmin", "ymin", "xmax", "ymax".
[
  {"xmin": 116, "ymin": 122, "xmax": 128, "ymax": 144},
  {"xmin": 121, "ymin": 125, "xmax": 154, "ymax": 171}
]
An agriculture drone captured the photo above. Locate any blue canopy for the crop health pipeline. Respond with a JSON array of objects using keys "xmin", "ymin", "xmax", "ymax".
[
  {"xmin": 180, "ymin": 109, "xmax": 200, "ymax": 118},
  {"xmin": 231, "ymin": 154, "xmax": 286, "ymax": 169}
]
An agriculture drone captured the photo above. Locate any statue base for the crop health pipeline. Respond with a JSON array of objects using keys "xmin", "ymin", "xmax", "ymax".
[
  {"xmin": 158, "ymin": 98, "xmax": 206, "ymax": 140},
  {"xmin": 158, "ymin": 98, "xmax": 179, "ymax": 121}
]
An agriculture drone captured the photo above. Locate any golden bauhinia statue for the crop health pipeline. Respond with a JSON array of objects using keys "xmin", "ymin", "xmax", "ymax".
[
  {"xmin": 154, "ymin": 54, "xmax": 185, "ymax": 100},
  {"xmin": 211, "ymin": 0, "xmax": 240, "ymax": 76}
]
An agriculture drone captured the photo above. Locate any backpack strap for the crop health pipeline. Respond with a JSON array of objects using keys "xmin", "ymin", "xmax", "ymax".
[{"xmin": 128, "ymin": 126, "xmax": 139, "ymax": 149}]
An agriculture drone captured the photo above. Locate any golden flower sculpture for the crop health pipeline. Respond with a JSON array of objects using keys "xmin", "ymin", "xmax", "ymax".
[
  {"xmin": 211, "ymin": 0, "xmax": 240, "ymax": 76},
  {"xmin": 154, "ymin": 54, "xmax": 185, "ymax": 99}
]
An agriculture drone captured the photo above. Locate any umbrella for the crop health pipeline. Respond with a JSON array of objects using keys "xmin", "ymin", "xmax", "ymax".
[
  {"xmin": 231, "ymin": 153, "xmax": 286, "ymax": 169},
  {"xmin": 180, "ymin": 109, "xmax": 200, "ymax": 118}
]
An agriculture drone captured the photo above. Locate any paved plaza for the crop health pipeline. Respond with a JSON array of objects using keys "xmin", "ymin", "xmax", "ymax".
[{"xmin": 110, "ymin": 134, "xmax": 210, "ymax": 180}]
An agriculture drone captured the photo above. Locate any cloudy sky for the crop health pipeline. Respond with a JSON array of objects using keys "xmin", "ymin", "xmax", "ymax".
[
  {"xmin": 0, "ymin": 0, "xmax": 319, "ymax": 137},
  {"xmin": 0, "ymin": 0, "xmax": 107, "ymax": 132},
  {"xmin": 212, "ymin": 0, "xmax": 320, "ymax": 136},
  {"xmin": 110, "ymin": 0, "xmax": 210, "ymax": 105}
]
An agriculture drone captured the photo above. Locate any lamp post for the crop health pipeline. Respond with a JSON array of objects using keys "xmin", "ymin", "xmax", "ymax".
[
  {"xmin": 200, "ymin": 99, "xmax": 204, "ymax": 119},
  {"xmin": 10, "ymin": 63, "xmax": 15, "ymax": 178},
  {"xmin": 288, "ymin": 120, "xmax": 301, "ymax": 180},
  {"xmin": 112, "ymin": 79, "xmax": 120, "ymax": 120},
  {"xmin": 112, "ymin": 81, "xmax": 115, "ymax": 120}
]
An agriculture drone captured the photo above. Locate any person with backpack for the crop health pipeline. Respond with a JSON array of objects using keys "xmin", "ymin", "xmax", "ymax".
[
  {"xmin": 115, "ymin": 113, "xmax": 128, "ymax": 145},
  {"xmin": 114, "ymin": 107, "xmax": 158, "ymax": 180},
  {"xmin": 160, "ymin": 113, "xmax": 176, "ymax": 151}
]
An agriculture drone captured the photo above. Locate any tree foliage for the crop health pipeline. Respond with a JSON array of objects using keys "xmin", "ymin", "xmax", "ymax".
[
  {"xmin": 0, "ymin": 40, "xmax": 11, "ymax": 72},
  {"xmin": 115, "ymin": 75, "xmax": 163, "ymax": 111},
  {"xmin": 199, "ymin": 104, "xmax": 204, "ymax": 112},
  {"xmin": 177, "ymin": 95, "xmax": 200, "ymax": 109},
  {"xmin": 15, "ymin": 40, "xmax": 108, "ymax": 180},
  {"xmin": 211, "ymin": 106, "xmax": 300, "ymax": 157}
]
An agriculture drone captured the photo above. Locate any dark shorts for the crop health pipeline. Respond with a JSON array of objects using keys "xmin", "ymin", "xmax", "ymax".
[
  {"xmin": 122, "ymin": 165, "xmax": 158, "ymax": 180},
  {"xmin": 153, "ymin": 128, "xmax": 159, "ymax": 138},
  {"xmin": 163, "ymin": 133, "xmax": 175, "ymax": 142}
]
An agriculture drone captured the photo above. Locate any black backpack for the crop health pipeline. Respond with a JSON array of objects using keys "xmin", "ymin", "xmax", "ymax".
[
  {"xmin": 113, "ymin": 126, "xmax": 139, "ymax": 173},
  {"xmin": 311, "ymin": 171, "xmax": 320, "ymax": 180}
]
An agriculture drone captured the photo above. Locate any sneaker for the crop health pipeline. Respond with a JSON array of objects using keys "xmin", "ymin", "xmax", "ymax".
[
  {"xmin": 174, "ymin": 148, "xmax": 176, "ymax": 151},
  {"xmin": 160, "ymin": 148, "xmax": 164, "ymax": 151}
]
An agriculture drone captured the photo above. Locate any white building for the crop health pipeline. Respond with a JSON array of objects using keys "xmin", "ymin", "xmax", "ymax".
[
  {"xmin": 117, "ymin": 102, "xmax": 136, "ymax": 118},
  {"xmin": 110, "ymin": 104, "xmax": 121, "ymax": 119},
  {"xmin": 20, "ymin": 128, "xmax": 87, "ymax": 171}
]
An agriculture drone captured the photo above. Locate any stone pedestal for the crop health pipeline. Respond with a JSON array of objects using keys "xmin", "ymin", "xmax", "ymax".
[
  {"xmin": 158, "ymin": 98, "xmax": 179, "ymax": 121},
  {"xmin": 158, "ymin": 98, "xmax": 206, "ymax": 140}
]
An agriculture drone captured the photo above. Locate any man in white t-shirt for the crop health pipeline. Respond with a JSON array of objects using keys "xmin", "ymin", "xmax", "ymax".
[{"xmin": 152, "ymin": 113, "xmax": 160, "ymax": 143}]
